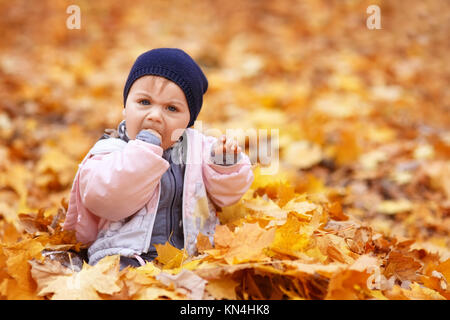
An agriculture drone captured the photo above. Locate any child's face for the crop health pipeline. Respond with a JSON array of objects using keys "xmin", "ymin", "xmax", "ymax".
[{"xmin": 123, "ymin": 75, "xmax": 190, "ymax": 150}]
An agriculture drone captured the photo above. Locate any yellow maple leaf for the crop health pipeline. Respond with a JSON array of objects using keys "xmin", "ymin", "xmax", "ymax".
[
  {"xmin": 269, "ymin": 212, "xmax": 310, "ymax": 258},
  {"xmin": 223, "ymin": 222, "xmax": 275, "ymax": 264},
  {"xmin": 384, "ymin": 283, "xmax": 446, "ymax": 300},
  {"xmin": 154, "ymin": 242, "xmax": 188, "ymax": 270},
  {"xmin": 2, "ymin": 238, "xmax": 45, "ymax": 299},
  {"xmin": 205, "ymin": 277, "xmax": 239, "ymax": 300},
  {"xmin": 31, "ymin": 255, "xmax": 122, "ymax": 300},
  {"xmin": 325, "ymin": 255, "xmax": 379, "ymax": 300}
]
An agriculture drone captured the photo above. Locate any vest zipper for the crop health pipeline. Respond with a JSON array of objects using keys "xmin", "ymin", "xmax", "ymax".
[
  {"xmin": 168, "ymin": 166, "xmax": 175, "ymax": 246},
  {"xmin": 181, "ymin": 133, "xmax": 188, "ymax": 252},
  {"xmin": 143, "ymin": 182, "xmax": 161, "ymax": 254}
]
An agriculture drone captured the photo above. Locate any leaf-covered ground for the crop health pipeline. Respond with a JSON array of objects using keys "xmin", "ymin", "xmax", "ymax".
[{"xmin": 0, "ymin": 0, "xmax": 449, "ymax": 299}]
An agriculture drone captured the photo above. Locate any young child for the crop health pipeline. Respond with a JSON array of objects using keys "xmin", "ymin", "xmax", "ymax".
[{"xmin": 63, "ymin": 48, "xmax": 254, "ymax": 269}]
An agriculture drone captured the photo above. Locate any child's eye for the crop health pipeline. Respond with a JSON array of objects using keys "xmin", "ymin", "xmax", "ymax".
[
  {"xmin": 139, "ymin": 99, "xmax": 151, "ymax": 105},
  {"xmin": 168, "ymin": 105, "xmax": 178, "ymax": 112}
]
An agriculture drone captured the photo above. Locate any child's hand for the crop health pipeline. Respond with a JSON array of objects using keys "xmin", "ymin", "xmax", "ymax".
[
  {"xmin": 143, "ymin": 128, "xmax": 162, "ymax": 141},
  {"xmin": 212, "ymin": 134, "xmax": 242, "ymax": 157}
]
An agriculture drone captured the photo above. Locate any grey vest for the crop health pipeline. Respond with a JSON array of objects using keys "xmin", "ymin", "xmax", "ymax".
[{"xmin": 141, "ymin": 137, "xmax": 185, "ymax": 261}]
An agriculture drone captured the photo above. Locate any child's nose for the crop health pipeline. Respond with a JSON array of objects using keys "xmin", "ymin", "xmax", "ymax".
[{"xmin": 145, "ymin": 106, "xmax": 163, "ymax": 122}]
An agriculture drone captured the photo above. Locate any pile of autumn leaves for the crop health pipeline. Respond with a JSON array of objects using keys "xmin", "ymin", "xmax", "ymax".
[{"xmin": 0, "ymin": 166, "xmax": 449, "ymax": 300}]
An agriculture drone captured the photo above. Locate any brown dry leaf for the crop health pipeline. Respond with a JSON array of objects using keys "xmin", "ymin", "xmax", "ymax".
[
  {"xmin": 18, "ymin": 208, "xmax": 53, "ymax": 234},
  {"xmin": 384, "ymin": 251, "xmax": 423, "ymax": 282}
]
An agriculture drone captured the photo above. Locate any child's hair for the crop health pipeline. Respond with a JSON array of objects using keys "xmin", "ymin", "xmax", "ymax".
[{"xmin": 122, "ymin": 48, "xmax": 208, "ymax": 128}]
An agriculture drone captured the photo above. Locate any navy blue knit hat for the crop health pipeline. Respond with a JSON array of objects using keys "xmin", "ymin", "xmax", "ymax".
[{"xmin": 123, "ymin": 48, "xmax": 208, "ymax": 128}]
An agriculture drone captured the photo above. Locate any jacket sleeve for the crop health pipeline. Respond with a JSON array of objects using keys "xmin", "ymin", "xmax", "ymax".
[
  {"xmin": 202, "ymin": 135, "xmax": 254, "ymax": 208},
  {"xmin": 78, "ymin": 139, "xmax": 170, "ymax": 221}
]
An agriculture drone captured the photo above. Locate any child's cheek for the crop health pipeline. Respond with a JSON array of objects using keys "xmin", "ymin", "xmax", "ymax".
[{"xmin": 126, "ymin": 120, "xmax": 141, "ymax": 139}]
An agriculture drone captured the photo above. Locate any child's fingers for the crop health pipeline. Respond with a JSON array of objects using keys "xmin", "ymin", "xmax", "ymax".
[
  {"xmin": 214, "ymin": 136, "xmax": 241, "ymax": 155},
  {"xmin": 214, "ymin": 140, "xmax": 226, "ymax": 155},
  {"xmin": 224, "ymin": 139, "xmax": 232, "ymax": 152},
  {"xmin": 218, "ymin": 135, "xmax": 226, "ymax": 147},
  {"xmin": 216, "ymin": 135, "xmax": 227, "ymax": 151},
  {"xmin": 226, "ymin": 140, "xmax": 240, "ymax": 154}
]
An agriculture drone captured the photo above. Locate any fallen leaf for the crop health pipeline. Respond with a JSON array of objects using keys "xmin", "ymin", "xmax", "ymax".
[
  {"xmin": 205, "ymin": 277, "xmax": 239, "ymax": 300},
  {"xmin": 156, "ymin": 269, "xmax": 207, "ymax": 300},
  {"xmin": 30, "ymin": 255, "xmax": 122, "ymax": 300},
  {"xmin": 224, "ymin": 223, "xmax": 275, "ymax": 264},
  {"xmin": 154, "ymin": 242, "xmax": 188, "ymax": 269}
]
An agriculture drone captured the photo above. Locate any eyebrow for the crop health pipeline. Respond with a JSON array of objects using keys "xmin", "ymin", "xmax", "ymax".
[{"xmin": 134, "ymin": 91, "xmax": 186, "ymax": 107}]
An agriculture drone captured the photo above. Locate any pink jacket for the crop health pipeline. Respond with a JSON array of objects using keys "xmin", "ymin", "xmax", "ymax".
[{"xmin": 63, "ymin": 128, "xmax": 254, "ymax": 262}]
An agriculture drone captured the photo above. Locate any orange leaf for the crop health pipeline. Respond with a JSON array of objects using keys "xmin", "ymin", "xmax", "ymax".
[
  {"xmin": 223, "ymin": 223, "xmax": 275, "ymax": 264},
  {"xmin": 154, "ymin": 242, "xmax": 188, "ymax": 269}
]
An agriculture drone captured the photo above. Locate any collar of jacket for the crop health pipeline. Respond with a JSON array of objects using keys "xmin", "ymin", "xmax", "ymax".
[
  {"xmin": 101, "ymin": 120, "xmax": 184, "ymax": 146},
  {"xmin": 101, "ymin": 120, "xmax": 186, "ymax": 165}
]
